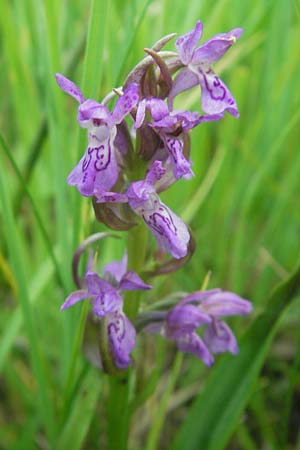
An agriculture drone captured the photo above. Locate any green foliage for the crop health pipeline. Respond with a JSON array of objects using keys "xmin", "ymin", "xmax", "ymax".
[{"xmin": 0, "ymin": 0, "xmax": 299, "ymax": 449}]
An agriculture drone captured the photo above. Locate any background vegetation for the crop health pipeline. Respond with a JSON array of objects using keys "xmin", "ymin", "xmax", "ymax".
[{"xmin": 0, "ymin": 0, "xmax": 300, "ymax": 449}]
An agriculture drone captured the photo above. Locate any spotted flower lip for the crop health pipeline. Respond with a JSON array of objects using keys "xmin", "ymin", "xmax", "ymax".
[
  {"xmin": 55, "ymin": 73, "xmax": 139, "ymax": 196},
  {"xmin": 135, "ymin": 98, "xmax": 223, "ymax": 180},
  {"xmin": 107, "ymin": 310, "xmax": 136, "ymax": 369},
  {"xmin": 95, "ymin": 161, "xmax": 191, "ymax": 259},
  {"xmin": 145, "ymin": 289, "xmax": 252, "ymax": 366},
  {"xmin": 168, "ymin": 21, "xmax": 243, "ymax": 117}
]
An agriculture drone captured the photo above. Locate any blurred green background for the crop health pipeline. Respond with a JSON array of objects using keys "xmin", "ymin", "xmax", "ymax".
[{"xmin": 1, "ymin": 0, "xmax": 300, "ymax": 449}]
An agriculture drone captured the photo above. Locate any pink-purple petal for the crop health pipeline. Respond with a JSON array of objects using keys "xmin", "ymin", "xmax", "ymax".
[
  {"xmin": 60, "ymin": 289, "xmax": 89, "ymax": 311},
  {"xmin": 168, "ymin": 68, "xmax": 199, "ymax": 109},
  {"xmin": 119, "ymin": 271, "xmax": 152, "ymax": 291},
  {"xmin": 55, "ymin": 73, "xmax": 85, "ymax": 104},
  {"xmin": 163, "ymin": 136, "xmax": 193, "ymax": 179},
  {"xmin": 147, "ymin": 98, "xmax": 169, "ymax": 121},
  {"xmin": 103, "ymin": 253, "xmax": 128, "ymax": 283},
  {"xmin": 201, "ymin": 291, "xmax": 253, "ymax": 317},
  {"xmin": 175, "ymin": 21, "xmax": 203, "ymax": 65},
  {"xmin": 204, "ymin": 319, "xmax": 238, "ymax": 354},
  {"xmin": 176, "ymin": 332, "xmax": 214, "ymax": 366},
  {"xmin": 111, "ymin": 83, "xmax": 139, "ymax": 125},
  {"xmin": 191, "ymin": 28, "xmax": 243, "ymax": 65}
]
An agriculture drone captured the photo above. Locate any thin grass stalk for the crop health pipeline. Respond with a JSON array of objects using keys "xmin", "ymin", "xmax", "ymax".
[{"xmin": 0, "ymin": 159, "xmax": 56, "ymax": 447}]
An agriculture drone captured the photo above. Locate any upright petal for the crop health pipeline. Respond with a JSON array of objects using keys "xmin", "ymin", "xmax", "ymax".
[
  {"xmin": 142, "ymin": 199, "xmax": 190, "ymax": 259},
  {"xmin": 195, "ymin": 68, "xmax": 239, "ymax": 117},
  {"xmin": 191, "ymin": 28, "xmax": 243, "ymax": 65},
  {"xmin": 168, "ymin": 68, "xmax": 199, "ymax": 109},
  {"xmin": 111, "ymin": 83, "xmax": 139, "ymax": 124},
  {"xmin": 163, "ymin": 136, "xmax": 193, "ymax": 179},
  {"xmin": 67, "ymin": 138, "xmax": 119, "ymax": 196},
  {"xmin": 107, "ymin": 311, "xmax": 136, "ymax": 369},
  {"xmin": 119, "ymin": 271, "xmax": 152, "ymax": 291},
  {"xmin": 147, "ymin": 98, "xmax": 170, "ymax": 122},
  {"xmin": 55, "ymin": 73, "xmax": 85, "ymax": 103},
  {"xmin": 103, "ymin": 253, "xmax": 128, "ymax": 283},
  {"xmin": 175, "ymin": 21, "xmax": 203, "ymax": 65},
  {"xmin": 204, "ymin": 319, "xmax": 238, "ymax": 354},
  {"xmin": 176, "ymin": 332, "xmax": 214, "ymax": 366}
]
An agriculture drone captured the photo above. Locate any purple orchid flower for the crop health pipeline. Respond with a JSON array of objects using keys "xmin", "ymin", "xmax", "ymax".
[
  {"xmin": 61, "ymin": 254, "xmax": 151, "ymax": 369},
  {"xmin": 95, "ymin": 161, "xmax": 190, "ymax": 259},
  {"xmin": 169, "ymin": 21, "xmax": 243, "ymax": 117},
  {"xmin": 146, "ymin": 289, "xmax": 252, "ymax": 366},
  {"xmin": 55, "ymin": 74, "xmax": 139, "ymax": 196},
  {"xmin": 135, "ymin": 98, "xmax": 222, "ymax": 180}
]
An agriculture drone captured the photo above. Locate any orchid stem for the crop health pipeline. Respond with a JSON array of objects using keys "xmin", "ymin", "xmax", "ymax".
[
  {"xmin": 107, "ymin": 223, "xmax": 148, "ymax": 450},
  {"xmin": 124, "ymin": 223, "xmax": 148, "ymax": 319}
]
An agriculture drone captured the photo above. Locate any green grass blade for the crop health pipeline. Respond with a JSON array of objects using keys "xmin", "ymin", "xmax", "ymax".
[
  {"xmin": 60, "ymin": 0, "xmax": 109, "ymax": 419},
  {"xmin": 0, "ymin": 157, "xmax": 56, "ymax": 446},
  {"xmin": 58, "ymin": 367, "xmax": 102, "ymax": 450},
  {"xmin": 0, "ymin": 249, "xmax": 59, "ymax": 371},
  {"xmin": 0, "ymin": 133, "xmax": 67, "ymax": 294}
]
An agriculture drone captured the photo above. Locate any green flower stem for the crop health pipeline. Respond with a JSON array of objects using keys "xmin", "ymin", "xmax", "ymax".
[
  {"xmin": 107, "ymin": 372, "xmax": 131, "ymax": 450},
  {"xmin": 107, "ymin": 221, "xmax": 148, "ymax": 450},
  {"xmin": 125, "ymin": 223, "xmax": 148, "ymax": 319}
]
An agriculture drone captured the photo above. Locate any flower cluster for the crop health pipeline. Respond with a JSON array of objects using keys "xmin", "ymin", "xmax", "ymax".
[
  {"xmin": 61, "ymin": 254, "xmax": 151, "ymax": 368},
  {"xmin": 58, "ymin": 22, "xmax": 252, "ymax": 371},
  {"xmin": 145, "ymin": 289, "xmax": 252, "ymax": 366}
]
